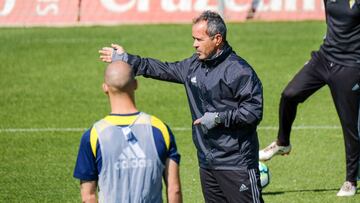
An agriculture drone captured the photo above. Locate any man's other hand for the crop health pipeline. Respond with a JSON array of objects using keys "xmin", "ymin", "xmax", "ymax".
[{"xmin": 193, "ymin": 112, "xmax": 219, "ymax": 134}]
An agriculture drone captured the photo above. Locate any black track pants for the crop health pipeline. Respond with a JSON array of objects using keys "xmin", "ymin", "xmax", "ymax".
[
  {"xmin": 277, "ymin": 51, "xmax": 360, "ymax": 182},
  {"xmin": 200, "ymin": 167, "xmax": 264, "ymax": 203}
]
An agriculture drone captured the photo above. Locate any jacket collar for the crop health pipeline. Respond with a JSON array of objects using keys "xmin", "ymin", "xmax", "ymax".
[{"xmin": 202, "ymin": 42, "xmax": 232, "ymax": 67}]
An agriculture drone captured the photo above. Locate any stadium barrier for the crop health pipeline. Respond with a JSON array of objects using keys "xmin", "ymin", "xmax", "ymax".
[{"xmin": 0, "ymin": 0, "xmax": 325, "ymax": 26}]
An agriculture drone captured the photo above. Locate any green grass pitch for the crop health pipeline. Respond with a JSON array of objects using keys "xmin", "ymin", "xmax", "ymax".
[{"xmin": 0, "ymin": 21, "xmax": 359, "ymax": 202}]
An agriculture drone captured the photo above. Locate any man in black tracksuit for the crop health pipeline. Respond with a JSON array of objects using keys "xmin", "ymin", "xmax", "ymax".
[
  {"xmin": 100, "ymin": 11, "xmax": 264, "ymax": 203},
  {"xmin": 259, "ymin": 0, "xmax": 360, "ymax": 197}
]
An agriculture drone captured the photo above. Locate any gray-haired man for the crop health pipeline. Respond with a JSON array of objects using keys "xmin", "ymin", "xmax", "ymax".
[{"xmin": 99, "ymin": 11, "xmax": 264, "ymax": 203}]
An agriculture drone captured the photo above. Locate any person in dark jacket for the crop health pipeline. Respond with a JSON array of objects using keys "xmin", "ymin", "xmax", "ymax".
[
  {"xmin": 259, "ymin": 0, "xmax": 360, "ymax": 197},
  {"xmin": 99, "ymin": 10, "xmax": 264, "ymax": 203}
]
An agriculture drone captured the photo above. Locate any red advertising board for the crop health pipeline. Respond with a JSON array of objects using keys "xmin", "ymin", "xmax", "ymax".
[
  {"xmin": 80, "ymin": 0, "xmax": 324, "ymax": 24},
  {"xmin": 0, "ymin": 0, "xmax": 325, "ymax": 26},
  {"xmin": 253, "ymin": 0, "xmax": 325, "ymax": 21},
  {"xmin": 80, "ymin": 0, "xmax": 228, "ymax": 24},
  {"xmin": 0, "ymin": 0, "xmax": 79, "ymax": 26}
]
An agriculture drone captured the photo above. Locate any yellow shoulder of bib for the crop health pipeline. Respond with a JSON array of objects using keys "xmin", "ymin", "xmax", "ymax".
[
  {"xmin": 90, "ymin": 127, "xmax": 98, "ymax": 157},
  {"xmin": 150, "ymin": 116, "xmax": 170, "ymax": 150}
]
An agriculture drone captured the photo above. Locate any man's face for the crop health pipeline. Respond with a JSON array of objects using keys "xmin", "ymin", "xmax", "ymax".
[{"xmin": 192, "ymin": 21, "xmax": 218, "ymax": 60}]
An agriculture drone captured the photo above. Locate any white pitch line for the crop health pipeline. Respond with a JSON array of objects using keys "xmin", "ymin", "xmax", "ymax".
[
  {"xmin": 258, "ymin": 126, "xmax": 341, "ymax": 130},
  {"xmin": 0, "ymin": 128, "xmax": 87, "ymax": 133},
  {"xmin": 0, "ymin": 126, "xmax": 341, "ymax": 133}
]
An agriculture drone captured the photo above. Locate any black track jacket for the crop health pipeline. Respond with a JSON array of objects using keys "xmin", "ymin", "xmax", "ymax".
[
  {"xmin": 320, "ymin": 0, "xmax": 360, "ymax": 68},
  {"xmin": 123, "ymin": 43, "xmax": 263, "ymax": 170}
]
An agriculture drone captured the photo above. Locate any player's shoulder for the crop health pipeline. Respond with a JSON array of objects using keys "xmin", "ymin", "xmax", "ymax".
[
  {"xmin": 84, "ymin": 121, "xmax": 103, "ymax": 158},
  {"xmin": 149, "ymin": 115, "xmax": 167, "ymax": 129},
  {"xmin": 149, "ymin": 114, "xmax": 173, "ymax": 134},
  {"xmin": 80, "ymin": 128, "xmax": 92, "ymax": 143},
  {"xmin": 149, "ymin": 114, "xmax": 172, "ymax": 149},
  {"xmin": 77, "ymin": 126, "xmax": 98, "ymax": 156}
]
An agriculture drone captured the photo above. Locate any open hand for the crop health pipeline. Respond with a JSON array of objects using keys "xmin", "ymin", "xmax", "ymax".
[{"xmin": 99, "ymin": 44, "xmax": 125, "ymax": 63}]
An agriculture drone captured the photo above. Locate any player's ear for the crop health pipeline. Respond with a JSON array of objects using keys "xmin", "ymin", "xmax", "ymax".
[
  {"xmin": 214, "ymin": 33, "xmax": 223, "ymax": 46},
  {"xmin": 102, "ymin": 83, "xmax": 109, "ymax": 94}
]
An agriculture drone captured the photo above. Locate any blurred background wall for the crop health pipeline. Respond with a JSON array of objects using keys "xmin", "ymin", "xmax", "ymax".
[{"xmin": 0, "ymin": 0, "xmax": 325, "ymax": 26}]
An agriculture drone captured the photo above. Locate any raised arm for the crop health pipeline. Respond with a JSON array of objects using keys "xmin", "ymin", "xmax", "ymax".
[
  {"xmin": 80, "ymin": 180, "xmax": 97, "ymax": 203},
  {"xmin": 164, "ymin": 159, "xmax": 182, "ymax": 203},
  {"xmin": 99, "ymin": 44, "xmax": 193, "ymax": 84}
]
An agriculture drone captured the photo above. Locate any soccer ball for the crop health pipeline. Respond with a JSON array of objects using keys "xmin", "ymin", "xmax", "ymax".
[{"xmin": 259, "ymin": 161, "xmax": 270, "ymax": 188}]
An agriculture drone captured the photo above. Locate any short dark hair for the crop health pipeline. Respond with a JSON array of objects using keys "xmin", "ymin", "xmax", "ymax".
[{"xmin": 193, "ymin": 10, "xmax": 227, "ymax": 40}]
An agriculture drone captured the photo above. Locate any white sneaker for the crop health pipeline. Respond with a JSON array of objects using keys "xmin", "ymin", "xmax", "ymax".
[
  {"xmin": 259, "ymin": 141, "xmax": 291, "ymax": 161},
  {"xmin": 336, "ymin": 181, "xmax": 356, "ymax": 197}
]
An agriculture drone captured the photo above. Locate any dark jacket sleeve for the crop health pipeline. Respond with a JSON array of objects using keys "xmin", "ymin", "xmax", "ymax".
[
  {"xmin": 126, "ymin": 53, "xmax": 194, "ymax": 84},
  {"xmin": 219, "ymin": 71, "xmax": 263, "ymax": 128}
]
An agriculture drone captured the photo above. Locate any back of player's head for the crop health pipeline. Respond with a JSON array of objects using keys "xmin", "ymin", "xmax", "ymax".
[
  {"xmin": 104, "ymin": 61, "xmax": 136, "ymax": 93},
  {"xmin": 193, "ymin": 10, "xmax": 227, "ymax": 41}
]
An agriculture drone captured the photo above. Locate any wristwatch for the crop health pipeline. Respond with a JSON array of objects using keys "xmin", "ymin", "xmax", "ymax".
[{"xmin": 214, "ymin": 113, "xmax": 221, "ymax": 125}]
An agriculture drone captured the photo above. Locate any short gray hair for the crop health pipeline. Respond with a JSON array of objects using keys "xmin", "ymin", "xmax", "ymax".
[{"xmin": 193, "ymin": 10, "xmax": 227, "ymax": 40}]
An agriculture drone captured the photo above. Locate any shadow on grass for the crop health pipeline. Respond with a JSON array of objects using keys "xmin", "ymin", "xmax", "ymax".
[{"xmin": 263, "ymin": 188, "xmax": 339, "ymax": 195}]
